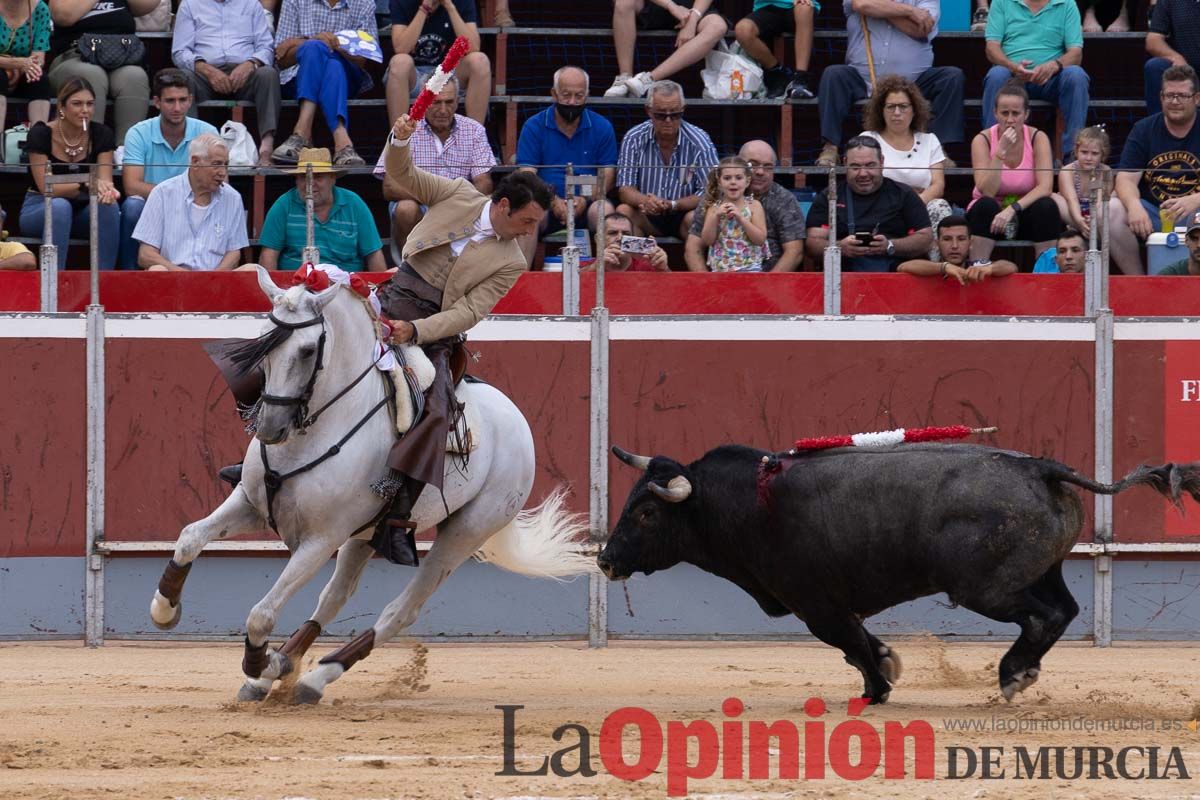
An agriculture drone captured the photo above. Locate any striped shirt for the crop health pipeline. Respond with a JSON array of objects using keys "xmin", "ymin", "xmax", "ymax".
[
  {"xmin": 133, "ymin": 173, "xmax": 249, "ymax": 270},
  {"xmin": 373, "ymin": 115, "xmax": 495, "ymax": 182},
  {"xmin": 274, "ymin": 0, "xmax": 378, "ymax": 88},
  {"xmin": 616, "ymin": 119, "xmax": 719, "ymax": 201}
]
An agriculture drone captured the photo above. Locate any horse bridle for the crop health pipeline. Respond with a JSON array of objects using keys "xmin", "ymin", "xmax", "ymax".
[{"xmin": 259, "ymin": 312, "xmax": 328, "ymax": 432}]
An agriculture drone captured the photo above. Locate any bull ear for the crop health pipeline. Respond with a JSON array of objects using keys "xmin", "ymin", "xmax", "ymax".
[
  {"xmin": 256, "ymin": 265, "xmax": 285, "ymax": 304},
  {"xmin": 613, "ymin": 445, "xmax": 652, "ymax": 471},
  {"xmin": 648, "ymin": 475, "xmax": 692, "ymax": 503}
]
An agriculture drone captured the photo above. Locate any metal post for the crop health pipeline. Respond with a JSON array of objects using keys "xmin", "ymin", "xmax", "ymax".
[
  {"xmin": 588, "ymin": 305, "xmax": 609, "ymax": 648},
  {"xmin": 39, "ymin": 162, "xmax": 58, "ymax": 312},
  {"xmin": 561, "ymin": 165, "xmax": 591, "ymax": 316},
  {"xmin": 302, "ymin": 164, "xmax": 319, "ymax": 265},
  {"xmin": 1084, "ymin": 186, "xmax": 1101, "ymax": 316},
  {"xmin": 823, "ymin": 167, "xmax": 842, "ymax": 316},
  {"xmin": 1092, "ymin": 181, "xmax": 1114, "ymax": 647},
  {"xmin": 85, "ymin": 301, "xmax": 106, "ymax": 646},
  {"xmin": 88, "ymin": 167, "xmax": 100, "ymax": 306}
]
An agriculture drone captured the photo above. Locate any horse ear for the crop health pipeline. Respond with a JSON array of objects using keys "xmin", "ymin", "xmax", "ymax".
[
  {"xmin": 255, "ymin": 265, "xmax": 284, "ymax": 303},
  {"xmin": 312, "ymin": 281, "xmax": 341, "ymax": 312}
]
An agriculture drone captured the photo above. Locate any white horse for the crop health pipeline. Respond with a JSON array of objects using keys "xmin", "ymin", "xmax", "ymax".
[{"xmin": 150, "ymin": 267, "xmax": 595, "ymax": 704}]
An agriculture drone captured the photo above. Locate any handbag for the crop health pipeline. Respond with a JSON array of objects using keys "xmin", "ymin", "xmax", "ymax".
[
  {"xmin": 76, "ymin": 33, "xmax": 145, "ymax": 70},
  {"xmin": 219, "ymin": 120, "xmax": 258, "ymax": 167}
]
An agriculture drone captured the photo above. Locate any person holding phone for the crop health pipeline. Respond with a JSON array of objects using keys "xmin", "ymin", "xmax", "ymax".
[{"xmin": 804, "ymin": 136, "xmax": 933, "ymax": 272}]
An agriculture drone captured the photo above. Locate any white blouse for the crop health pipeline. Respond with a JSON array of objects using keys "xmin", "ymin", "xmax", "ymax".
[{"xmin": 860, "ymin": 130, "xmax": 946, "ymax": 194}]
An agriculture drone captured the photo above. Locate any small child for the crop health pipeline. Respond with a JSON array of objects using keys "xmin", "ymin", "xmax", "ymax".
[
  {"xmin": 1056, "ymin": 126, "xmax": 1112, "ymax": 241},
  {"xmin": 700, "ymin": 156, "xmax": 768, "ymax": 272}
]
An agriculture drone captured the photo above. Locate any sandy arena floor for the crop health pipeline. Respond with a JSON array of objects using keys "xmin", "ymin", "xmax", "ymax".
[{"xmin": 1, "ymin": 639, "xmax": 1198, "ymax": 799}]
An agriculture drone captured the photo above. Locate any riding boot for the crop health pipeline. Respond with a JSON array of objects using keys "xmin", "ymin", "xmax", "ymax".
[
  {"xmin": 219, "ymin": 462, "xmax": 244, "ymax": 487},
  {"xmin": 369, "ymin": 476, "xmax": 424, "ymax": 567}
]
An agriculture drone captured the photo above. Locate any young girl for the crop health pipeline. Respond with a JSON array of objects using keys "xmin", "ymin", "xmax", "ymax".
[
  {"xmin": 1055, "ymin": 126, "xmax": 1112, "ymax": 241},
  {"xmin": 700, "ymin": 156, "xmax": 767, "ymax": 272}
]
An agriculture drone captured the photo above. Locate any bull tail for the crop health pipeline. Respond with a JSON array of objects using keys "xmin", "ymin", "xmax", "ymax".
[{"xmin": 1046, "ymin": 461, "xmax": 1200, "ymax": 513}]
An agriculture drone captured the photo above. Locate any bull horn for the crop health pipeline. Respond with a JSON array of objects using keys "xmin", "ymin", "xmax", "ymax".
[
  {"xmin": 612, "ymin": 445, "xmax": 652, "ymax": 471},
  {"xmin": 648, "ymin": 475, "xmax": 692, "ymax": 503}
]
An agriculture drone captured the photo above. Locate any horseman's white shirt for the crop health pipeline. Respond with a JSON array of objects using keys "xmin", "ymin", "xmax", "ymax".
[{"xmin": 448, "ymin": 200, "xmax": 500, "ymax": 258}]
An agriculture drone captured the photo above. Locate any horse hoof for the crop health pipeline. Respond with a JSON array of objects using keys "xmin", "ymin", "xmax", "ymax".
[
  {"xmin": 150, "ymin": 592, "xmax": 182, "ymax": 630},
  {"xmin": 1001, "ymin": 667, "xmax": 1041, "ymax": 701},
  {"xmin": 237, "ymin": 679, "xmax": 271, "ymax": 702},
  {"xmin": 293, "ymin": 682, "xmax": 323, "ymax": 705}
]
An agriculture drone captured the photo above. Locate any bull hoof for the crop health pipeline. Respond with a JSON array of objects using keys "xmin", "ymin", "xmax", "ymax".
[
  {"xmin": 1001, "ymin": 667, "xmax": 1041, "ymax": 701},
  {"xmin": 292, "ymin": 681, "xmax": 323, "ymax": 706},
  {"xmin": 150, "ymin": 591, "xmax": 182, "ymax": 630},
  {"xmin": 237, "ymin": 679, "xmax": 272, "ymax": 702},
  {"xmin": 865, "ymin": 690, "xmax": 891, "ymax": 705},
  {"xmin": 878, "ymin": 646, "xmax": 903, "ymax": 683}
]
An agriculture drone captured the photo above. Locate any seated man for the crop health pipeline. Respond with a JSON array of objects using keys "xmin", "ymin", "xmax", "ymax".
[
  {"xmin": 685, "ymin": 140, "xmax": 806, "ymax": 272},
  {"xmin": 1145, "ymin": 0, "xmax": 1200, "ymax": 115},
  {"xmin": 735, "ymin": 0, "xmax": 817, "ymax": 99},
  {"xmin": 375, "ymin": 76, "xmax": 495, "ymax": 253},
  {"xmin": 603, "ymin": 0, "xmax": 728, "ymax": 99},
  {"xmin": 260, "ymin": 148, "xmax": 387, "ymax": 273},
  {"xmin": 805, "ymin": 136, "xmax": 933, "ymax": 272},
  {"xmin": 132, "ymin": 134, "xmax": 250, "ymax": 271},
  {"xmin": 1032, "ymin": 227, "xmax": 1087, "ymax": 273},
  {"xmin": 0, "ymin": 240, "xmax": 36, "ymax": 270},
  {"xmin": 899, "ymin": 214, "xmax": 1017, "ymax": 282},
  {"xmin": 615, "ymin": 80, "xmax": 718, "ymax": 239},
  {"xmin": 1108, "ymin": 65, "xmax": 1200, "ymax": 275},
  {"xmin": 815, "ymin": 0, "xmax": 964, "ymax": 167},
  {"xmin": 516, "ymin": 66, "xmax": 618, "ymax": 265},
  {"xmin": 583, "ymin": 212, "xmax": 670, "ymax": 271},
  {"xmin": 983, "ymin": 0, "xmax": 1089, "ymax": 160},
  {"xmin": 1159, "ymin": 212, "xmax": 1200, "ymax": 275},
  {"xmin": 172, "ymin": 0, "xmax": 281, "ymax": 164},
  {"xmin": 385, "ymin": 0, "xmax": 491, "ymax": 124},
  {"xmin": 271, "ymin": 0, "xmax": 377, "ymax": 166},
  {"xmin": 119, "ymin": 68, "xmax": 219, "ymax": 270}
]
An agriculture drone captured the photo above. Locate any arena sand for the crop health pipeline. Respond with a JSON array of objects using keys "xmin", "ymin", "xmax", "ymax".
[{"xmin": 1, "ymin": 640, "xmax": 1198, "ymax": 799}]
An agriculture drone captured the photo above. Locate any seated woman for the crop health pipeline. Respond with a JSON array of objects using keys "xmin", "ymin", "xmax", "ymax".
[
  {"xmin": 18, "ymin": 76, "xmax": 121, "ymax": 269},
  {"xmin": 859, "ymin": 75, "xmax": 952, "ymax": 258},
  {"xmin": 966, "ymin": 80, "xmax": 1063, "ymax": 263}
]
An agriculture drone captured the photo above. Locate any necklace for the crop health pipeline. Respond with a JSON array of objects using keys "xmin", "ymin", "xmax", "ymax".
[{"xmin": 57, "ymin": 124, "xmax": 86, "ymax": 159}]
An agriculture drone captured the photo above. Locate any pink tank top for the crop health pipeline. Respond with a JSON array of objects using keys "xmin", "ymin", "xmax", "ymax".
[{"xmin": 970, "ymin": 124, "xmax": 1037, "ymax": 207}]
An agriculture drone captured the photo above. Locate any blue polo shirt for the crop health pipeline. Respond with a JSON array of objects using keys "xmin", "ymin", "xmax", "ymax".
[
  {"xmin": 122, "ymin": 116, "xmax": 219, "ymax": 185},
  {"xmin": 259, "ymin": 186, "xmax": 383, "ymax": 273},
  {"xmin": 516, "ymin": 106, "xmax": 618, "ymax": 198}
]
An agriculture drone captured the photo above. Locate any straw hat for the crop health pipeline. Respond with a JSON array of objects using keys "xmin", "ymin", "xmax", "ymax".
[{"xmin": 288, "ymin": 147, "xmax": 343, "ymax": 176}]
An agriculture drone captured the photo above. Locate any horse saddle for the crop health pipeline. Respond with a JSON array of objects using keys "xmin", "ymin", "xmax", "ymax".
[{"xmin": 385, "ymin": 340, "xmax": 476, "ymax": 455}]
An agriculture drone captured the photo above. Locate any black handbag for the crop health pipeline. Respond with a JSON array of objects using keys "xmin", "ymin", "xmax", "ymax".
[{"xmin": 76, "ymin": 33, "xmax": 145, "ymax": 70}]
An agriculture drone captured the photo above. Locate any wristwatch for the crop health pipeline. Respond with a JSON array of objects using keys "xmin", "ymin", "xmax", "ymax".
[
  {"xmin": 885, "ymin": 239, "xmax": 895, "ymax": 257},
  {"xmin": 669, "ymin": 199, "xmax": 678, "ymax": 212}
]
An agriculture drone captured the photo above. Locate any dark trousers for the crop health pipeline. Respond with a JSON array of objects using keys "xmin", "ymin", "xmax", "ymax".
[
  {"xmin": 185, "ymin": 63, "xmax": 282, "ymax": 137},
  {"xmin": 818, "ymin": 65, "xmax": 966, "ymax": 146},
  {"xmin": 1144, "ymin": 57, "xmax": 1175, "ymax": 116}
]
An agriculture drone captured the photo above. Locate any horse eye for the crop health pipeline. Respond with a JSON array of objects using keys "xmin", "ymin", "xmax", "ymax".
[{"xmin": 298, "ymin": 345, "xmax": 316, "ymax": 358}]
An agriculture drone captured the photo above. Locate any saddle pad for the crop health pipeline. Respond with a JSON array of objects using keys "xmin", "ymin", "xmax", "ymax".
[{"xmin": 386, "ymin": 365, "xmax": 477, "ymax": 454}]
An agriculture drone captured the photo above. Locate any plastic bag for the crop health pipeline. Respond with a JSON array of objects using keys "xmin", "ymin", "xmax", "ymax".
[
  {"xmin": 220, "ymin": 120, "xmax": 258, "ymax": 167},
  {"xmin": 701, "ymin": 42, "xmax": 764, "ymax": 100}
]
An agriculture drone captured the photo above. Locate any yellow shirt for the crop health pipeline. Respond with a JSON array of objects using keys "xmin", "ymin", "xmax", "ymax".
[{"xmin": 0, "ymin": 241, "xmax": 32, "ymax": 259}]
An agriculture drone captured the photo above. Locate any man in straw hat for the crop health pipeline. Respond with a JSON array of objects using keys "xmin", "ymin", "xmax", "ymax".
[{"xmin": 258, "ymin": 147, "xmax": 387, "ymax": 274}]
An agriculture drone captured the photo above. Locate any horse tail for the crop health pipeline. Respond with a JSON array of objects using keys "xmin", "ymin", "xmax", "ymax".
[{"xmin": 473, "ymin": 487, "xmax": 599, "ymax": 579}]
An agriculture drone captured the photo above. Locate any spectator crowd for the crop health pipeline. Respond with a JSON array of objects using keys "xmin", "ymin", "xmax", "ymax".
[{"xmin": 1, "ymin": 0, "xmax": 1198, "ymax": 278}]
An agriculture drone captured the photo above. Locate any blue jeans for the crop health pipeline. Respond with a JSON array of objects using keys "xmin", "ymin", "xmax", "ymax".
[
  {"xmin": 982, "ymin": 65, "xmax": 1090, "ymax": 159},
  {"xmin": 118, "ymin": 195, "xmax": 145, "ymax": 270},
  {"xmin": 1144, "ymin": 57, "xmax": 1172, "ymax": 116},
  {"xmin": 819, "ymin": 65, "xmax": 966, "ymax": 146},
  {"xmin": 284, "ymin": 39, "xmax": 367, "ymax": 134},
  {"xmin": 19, "ymin": 193, "xmax": 120, "ymax": 270}
]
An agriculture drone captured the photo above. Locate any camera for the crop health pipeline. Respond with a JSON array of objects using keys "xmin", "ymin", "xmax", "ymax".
[{"xmin": 620, "ymin": 235, "xmax": 656, "ymax": 254}]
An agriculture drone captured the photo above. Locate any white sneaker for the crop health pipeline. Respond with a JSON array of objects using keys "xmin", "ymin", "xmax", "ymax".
[
  {"xmin": 113, "ymin": 145, "xmax": 124, "ymax": 167},
  {"xmin": 604, "ymin": 74, "xmax": 632, "ymax": 97},
  {"xmin": 625, "ymin": 72, "xmax": 654, "ymax": 98}
]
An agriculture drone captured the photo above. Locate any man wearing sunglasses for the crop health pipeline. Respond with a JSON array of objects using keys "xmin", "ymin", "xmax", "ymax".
[
  {"xmin": 1108, "ymin": 64, "xmax": 1200, "ymax": 274},
  {"xmin": 615, "ymin": 79, "xmax": 718, "ymax": 240}
]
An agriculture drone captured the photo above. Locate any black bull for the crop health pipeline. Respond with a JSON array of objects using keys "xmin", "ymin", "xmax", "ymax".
[{"xmin": 598, "ymin": 443, "xmax": 1200, "ymax": 704}]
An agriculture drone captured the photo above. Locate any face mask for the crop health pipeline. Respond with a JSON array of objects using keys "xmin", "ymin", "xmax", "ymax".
[{"xmin": 556, "ymin": 102, "xmax": 584, "ymax": 123}]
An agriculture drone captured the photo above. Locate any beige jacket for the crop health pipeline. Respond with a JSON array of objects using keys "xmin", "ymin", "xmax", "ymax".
[{"xmin": 384, "ymin": 138, "xmax": 526, "ymax": 343}]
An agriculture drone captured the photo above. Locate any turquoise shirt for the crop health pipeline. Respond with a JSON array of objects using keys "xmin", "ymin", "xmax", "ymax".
[
  {"xmin": 122, "ymin": 116, "xmax": 219, "ymax": 185},
  {"xmin": 259, "ymin": 186, "xmax": 383, "ymax": 273},
  {"xmin": 753, "ymin": 0, "xmax": 822, "ymax": 12},
  {"xmin": 986, "ymin": 0, "xmax": 1083, "ymax": 67}
]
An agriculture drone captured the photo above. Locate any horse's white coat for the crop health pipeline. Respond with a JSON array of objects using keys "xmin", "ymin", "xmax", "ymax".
[{"xmin": 156, "ymin": 268, "xmax": 595, "ymax": 703}]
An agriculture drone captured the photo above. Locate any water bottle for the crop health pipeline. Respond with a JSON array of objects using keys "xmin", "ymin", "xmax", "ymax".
[{"xmin": 1003, "ymin": 195, "xmax": 1019, "ymax": 240}]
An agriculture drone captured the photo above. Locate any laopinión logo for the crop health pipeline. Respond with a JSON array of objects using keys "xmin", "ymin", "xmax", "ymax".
[{"xmin": 495, "ymin": 698, "xmax": 1193, "ymax": 796}]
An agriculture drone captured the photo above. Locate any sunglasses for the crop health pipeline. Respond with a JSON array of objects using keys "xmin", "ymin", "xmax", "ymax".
[{"xmin": 650, "ymin": 111, "xmax": 684, "ymax": 121}]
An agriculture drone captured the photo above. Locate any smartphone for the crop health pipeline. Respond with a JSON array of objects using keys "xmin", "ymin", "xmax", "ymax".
[
  {"xmin": 620, "ymin": 235, "xmax": 656, "ymax": 254},
  {"xmin": 853, "ymin": 223, "xmax": 880, "ymax": 246}
]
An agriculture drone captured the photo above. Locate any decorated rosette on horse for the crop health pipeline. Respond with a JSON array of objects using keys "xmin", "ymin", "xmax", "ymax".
[{"xmin": 150, "ymin": 264, "xmax": 596, "ymax": 705}]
